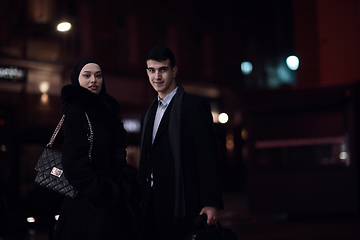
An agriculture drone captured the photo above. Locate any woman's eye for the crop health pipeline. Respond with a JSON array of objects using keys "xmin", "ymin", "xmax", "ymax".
[
  {"xmin": 96, "ymin": 74, "xmax": 102, "ymax": 78},
  {"xmin": 83, "ymin": 74, "xmax": 90, "ymax": 78}
]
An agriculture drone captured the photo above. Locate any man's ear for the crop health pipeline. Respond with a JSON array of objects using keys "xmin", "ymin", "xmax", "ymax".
[{"xmin": 172, "ymin": 66, "xmax": 178, "ymax": 78}]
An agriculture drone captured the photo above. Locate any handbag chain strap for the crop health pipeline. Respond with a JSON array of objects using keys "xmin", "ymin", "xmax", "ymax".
[
  {"xmin": 47, "ymin": 112, "xmax": 94, "ymax": 161},
  {"xmin": 84, "ymin": 112, "xmax": 93, "ymax": 161},
  {"xmin": 47, "ymin": 114, "xmax": 66, "ymax": 148}
]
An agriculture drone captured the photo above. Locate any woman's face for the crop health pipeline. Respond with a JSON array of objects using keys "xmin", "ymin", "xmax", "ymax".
[{"xmin": 78, "ymin": 63, "xmax": 103, "ymax": 94}]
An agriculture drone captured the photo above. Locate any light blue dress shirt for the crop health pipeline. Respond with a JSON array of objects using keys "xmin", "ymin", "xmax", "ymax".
[{"xmin": 152, "ymin": 87, "xmax": 178, "ymax": 143}]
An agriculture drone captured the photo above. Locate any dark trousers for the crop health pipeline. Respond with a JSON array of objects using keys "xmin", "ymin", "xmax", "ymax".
[
  {"xmin": 143, "ymin": 189, "xmax": 157, "ymax": 240},
  {"xmin": 142, "ymin": 189, "xmax": 188, "ymax": 240}
]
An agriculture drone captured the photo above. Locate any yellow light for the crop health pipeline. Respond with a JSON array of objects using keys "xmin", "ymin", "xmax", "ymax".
[
  {"xmin": 39, "ymin": 81, "xmax": 49, "ymax": 93},
  {"xmin": 241, "ymin": 128, "xmax": 248, "ymax": 140},
  {"xmin": 57, "ymin": 22, "xmax": 71, "ymax": 32},
  {"xmin": 41, "ymin": 93, "xmax": 49, "ymax": 104}
]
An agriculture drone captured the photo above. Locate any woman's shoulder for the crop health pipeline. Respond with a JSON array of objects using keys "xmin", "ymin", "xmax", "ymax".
[
  {"xmin": 61, "ymin": 84, "xmax": 102, "ymax": 115},
  {"xmin": 65, "ymin": 105, "xmax": 83, "ymax": 115}
]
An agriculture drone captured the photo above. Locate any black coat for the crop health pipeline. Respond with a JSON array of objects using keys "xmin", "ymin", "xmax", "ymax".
[
  {"xmin": 138, "ymin": 85, "xmax": 224, "ymax": 239},
  {"xmin": 53, "ymin": 85, "xmax": 139, "ymax": 240}
]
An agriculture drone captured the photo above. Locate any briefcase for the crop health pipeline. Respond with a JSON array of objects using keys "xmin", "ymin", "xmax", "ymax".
[{"xmin": 186, "ymin": 214, "xmax": 237, "ymax": 240}]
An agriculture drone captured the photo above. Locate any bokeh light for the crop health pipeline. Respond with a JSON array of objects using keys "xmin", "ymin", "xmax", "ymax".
[
  {"xmin": 57, "ymin": 22, "xmax": 71, "ymax": 32},
  {"xmin": 241, "ymin": 61, "xmax": 253, "ymax": 75},
  {"xmin": 219, "ymin": 113, "xmax": 229, "ymax": 124},
  {"xmin": 286, "ymin": 55, "xmax": 299, "ymax": 70}
]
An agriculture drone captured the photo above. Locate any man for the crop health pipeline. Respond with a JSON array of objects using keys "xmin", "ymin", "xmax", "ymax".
[{"xmin": 138, "ymin": 46, "xmax": 224, "ymax": 240}]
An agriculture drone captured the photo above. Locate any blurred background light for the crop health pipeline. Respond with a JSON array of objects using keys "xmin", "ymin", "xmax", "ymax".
[
  {"xmin": 39, "ymin": 81, "xmax": 49, "ymax": 93},
  {"xmin": 212, "ymin": 111, "xmax": 219, "ymax": 123},
  {"xmin": 41, "ymin": 93, "xmax": 49, "ymax": 104},
  {"xmin": 286, "ymin": 55, "xmax": 299, "ymax": 70},
  {"xmin": 57, "ymin": 22, "xmax": 71, "ymax": 32},
  {"xmin": 241, "ymin": 61, "xmax": 253, "ymax": 75},
  {"xmin": 339, "ymin": 151, "xmax": 347, "ymax": 160},
  {"xmin": 226, "ymin": 134, "xmax": 234, "ymax": 150},
  {"xmin": 0, "ymin": 67, "xmax": 25, "ymax": 80},
  {"xmin": 1, "ymin": 145, "xmax": 7, "ymax": 151},
  {"xmin": 27, "ymin": 217, "xmax": 35, "ymax": 223},
  {"xmin": 219, "ymin": 113, "xmax": 229, "ymax": 124},
  {"xmin": 123, "ymin": 119, "xmax": 141, "ymax": 133},
  {"xmin": 241, "ymin": 128, "xmax": 248, "ymax": 140},
  {"xmin": 277, "ymin": 65, "xmax": 292, "ymax": 84}
]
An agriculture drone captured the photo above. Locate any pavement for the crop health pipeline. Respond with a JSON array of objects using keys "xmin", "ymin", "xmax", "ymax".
[
  {"xmin": 2, "ymin": 192, "xmax": 360, "ymax": 240},
  {"xmin": 219, "ymin": 192, "xmax": 360, "ymax": 240}
]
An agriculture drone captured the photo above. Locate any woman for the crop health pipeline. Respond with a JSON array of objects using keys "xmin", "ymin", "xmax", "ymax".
[{"xmin": 53, "ymin": 58, "xmax": 140, "ymax": 240}]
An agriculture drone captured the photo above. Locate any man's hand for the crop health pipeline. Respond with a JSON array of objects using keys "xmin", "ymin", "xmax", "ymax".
[{"xmin": 199, "ymin": 206, "xmax": 219, "ymax": 226}]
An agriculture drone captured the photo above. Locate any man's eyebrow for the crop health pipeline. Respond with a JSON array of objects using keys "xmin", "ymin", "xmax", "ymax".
[{"xmin": 147, "ymin": 66, "xmax": 168, "ymax": 69}]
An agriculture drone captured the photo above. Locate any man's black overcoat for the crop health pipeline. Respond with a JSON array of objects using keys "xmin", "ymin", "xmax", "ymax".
[{"xmin": 138, "ymin": 85, "xmax": 224, "ymax": 239}]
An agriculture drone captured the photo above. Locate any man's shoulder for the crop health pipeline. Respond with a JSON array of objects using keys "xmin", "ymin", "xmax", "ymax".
[
  {"xmin": 182, "ymin": 91, "xmax": 207, "ymax": 105},
  {"xmin": 182, "ymin": 91, "xmax": 211, "ymax": 113}
]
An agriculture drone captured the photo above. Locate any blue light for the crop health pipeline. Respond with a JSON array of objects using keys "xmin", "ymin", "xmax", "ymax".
[
  {"xmin": 286, "ymin": 56, "xmax": 299, "ymax": 70},
  {"xmin": 241, "ymin": 61, "xmax": 253, "ymax": 75}
]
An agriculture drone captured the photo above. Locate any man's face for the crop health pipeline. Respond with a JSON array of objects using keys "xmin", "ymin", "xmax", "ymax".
[{"xmin": 146, "ymin": 59, "xmax": 177, "ymax": 99}]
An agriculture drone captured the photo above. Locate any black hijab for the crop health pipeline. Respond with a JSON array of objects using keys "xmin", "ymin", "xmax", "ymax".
[{"xmin": 70, "ymin": 58, "xmax": 107, "ymax": 97}]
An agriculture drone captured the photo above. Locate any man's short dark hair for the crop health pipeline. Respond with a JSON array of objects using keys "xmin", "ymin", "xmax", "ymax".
[{"xmin": 146, "ymin": 46, "xmax": 176, "ymax": 69}]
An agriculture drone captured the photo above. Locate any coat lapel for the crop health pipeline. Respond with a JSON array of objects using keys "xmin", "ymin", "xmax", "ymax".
[
  {"xmin": 140, "ymin": 98, "xmax": 157, "ymax": 154},
  {"xmin": 153, "ymin": 99, "xmax": 174, "ymax": 144}
]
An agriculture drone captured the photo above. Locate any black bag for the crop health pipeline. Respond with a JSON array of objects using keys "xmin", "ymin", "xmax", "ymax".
[
  {"xmin": 34, "ymin": 113, "xmax": 93, "ymax": 198},
  {"xmin": 186, "ymin": 214, "xmax": 237, "ymax": 240}
]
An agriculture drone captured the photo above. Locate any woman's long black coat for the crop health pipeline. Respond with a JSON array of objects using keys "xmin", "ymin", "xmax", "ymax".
[{"xmin": 53, "ymin": 85, "xmax": 138, "ymax": 240}]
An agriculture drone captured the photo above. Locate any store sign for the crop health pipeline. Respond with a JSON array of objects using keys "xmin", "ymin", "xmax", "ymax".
[{"xmin": 0, "ymin": 67, "xmax": 26, "ymax": 81}]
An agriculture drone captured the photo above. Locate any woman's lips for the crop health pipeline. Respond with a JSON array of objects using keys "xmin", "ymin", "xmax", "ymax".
[{"xmin": 89, "ymin": 85, "xmax": 98, "ymax": 90}]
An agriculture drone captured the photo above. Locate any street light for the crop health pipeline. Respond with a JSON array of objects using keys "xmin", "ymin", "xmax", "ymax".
[
  {"xmin": 286, "ymin": 55, "xmax": 299, "ymax": 70},
  {"xmin": 219, "ymin": 113, "xmax": 229, "ymax": 124},
  {"xmin": 57, "ymin": 22, "xmax": 71, "ymax": 32}
]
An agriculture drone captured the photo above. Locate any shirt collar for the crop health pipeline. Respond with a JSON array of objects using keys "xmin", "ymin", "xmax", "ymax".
[{"xmin": 158, "ymin": 86, "xmax": 178, "ymax": 108}]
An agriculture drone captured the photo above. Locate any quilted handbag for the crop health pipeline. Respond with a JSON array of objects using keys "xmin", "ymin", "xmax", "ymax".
[
  {"xmin": 186, "ymin": 214, "xmax": 237, "ymax": 240},
  {"xmin": 34, "ymin": 113, "xmax": 93, "ymax": 198}
]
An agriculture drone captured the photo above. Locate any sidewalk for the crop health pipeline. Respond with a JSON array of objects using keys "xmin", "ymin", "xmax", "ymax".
[
  {"xmin": 219, "ymin": 192, "xmax": 360, "ymax": 240},
  {"xmin": 2, "ymin": 191, "xmax": 360, "ymax": 240}
]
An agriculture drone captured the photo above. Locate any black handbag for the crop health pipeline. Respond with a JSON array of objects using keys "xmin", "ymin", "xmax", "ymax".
[
  {"xmin": 186, "ymin": 214, "xmax": 237, "ymax": 240},
  {"xmin": 34, "ymin": 113, "xmax": 93, "ymax": 198}
]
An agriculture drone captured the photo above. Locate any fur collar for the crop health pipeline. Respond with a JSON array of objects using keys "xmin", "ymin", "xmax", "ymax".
[{"xmin": 61, "ymin": 84, "xmax": 121, "ymax": 119}]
